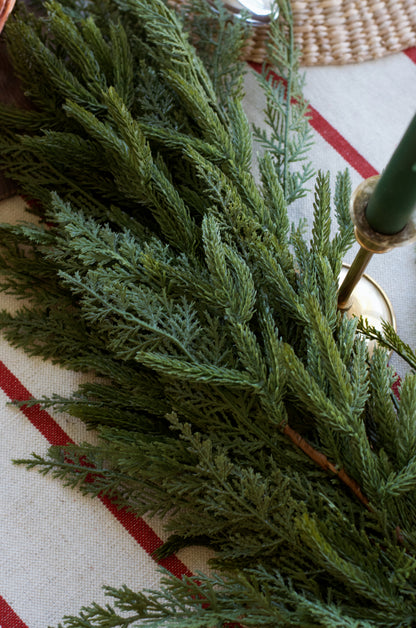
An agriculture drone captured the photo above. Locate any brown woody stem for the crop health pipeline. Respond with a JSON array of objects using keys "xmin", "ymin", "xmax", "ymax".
[{"xmin": 283, "ymin": 423, "xmax": 371, "ymax": 511}]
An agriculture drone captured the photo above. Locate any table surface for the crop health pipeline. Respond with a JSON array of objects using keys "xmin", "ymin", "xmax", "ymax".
[{"xmin": 1, "ymin": 34, "xmax": 416, "ymax": 627}]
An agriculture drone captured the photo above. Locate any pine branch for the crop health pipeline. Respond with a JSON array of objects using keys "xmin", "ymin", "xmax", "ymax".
[
  {"xmin": 282, "ymin": 423, "xmax": 370, "ymax": 510},
  {"xmin": 253, "ymin": 0, "xmax": 314, "ymax": 205},
  {"xmin": 358, "ymin": 317, "xmax": 416, "ymax": 371},
  {"xmin": 178, "ymin": 0, "xmax": 250, "ymax": 108}
]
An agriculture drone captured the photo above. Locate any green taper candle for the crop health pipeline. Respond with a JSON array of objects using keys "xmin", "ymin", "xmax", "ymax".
[{"xmin": 365, "ymin": 113, "xmax": 416, "ymax": 235}]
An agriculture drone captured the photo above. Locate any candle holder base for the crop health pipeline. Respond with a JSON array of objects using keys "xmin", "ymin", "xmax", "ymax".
[{"xmin": 339, "ymin": 263, "xmax": 396, "ymax": 355}]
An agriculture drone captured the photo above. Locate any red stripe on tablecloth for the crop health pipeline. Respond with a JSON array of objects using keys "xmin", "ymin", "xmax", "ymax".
[
  {"xmin": 307, "ymin": 107, "xmax": 378, "ymax": 179},
  {"xmin": 0, "ymin": 361, "xmax": 74, "ymax": 446},
  {"xmin": 0, "ymin": 596, "xmax": 29, "ymax": 628},
  {"xmin": 404, "ymin": 47, "xmax": 416, "ymax": 63},
  {"xmin": 0, "ymin": 360, "xmax": 192, "ymax": 580},
  {"xmin": 249, "ymin": 63, "xmax": 378, "ymax": 180},
  {"xmin": 100, "ymin": 497, "xmax": 192, "ymax": 577}
]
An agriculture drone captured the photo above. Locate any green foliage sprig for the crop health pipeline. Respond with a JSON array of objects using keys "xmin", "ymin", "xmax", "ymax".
[
  {"xmin": 1, "ymin": 0, "xmax": 416, "ymax": 626},
  {"xmin": 358, "ymin": 317, "xmax": 416, "ymax": 372},
  {"xmin": 253, "ymin": 0, "xmax": 314, "ymax": 205}
]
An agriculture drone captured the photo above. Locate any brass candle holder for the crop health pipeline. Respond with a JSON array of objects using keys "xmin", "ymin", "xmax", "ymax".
[{"xmin": 337, "ymin": 176, "xmax": 416, "ymax": 350}]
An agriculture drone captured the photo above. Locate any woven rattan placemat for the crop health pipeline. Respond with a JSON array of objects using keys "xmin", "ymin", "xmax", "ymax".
[
  {"xmin": 174, "ymin": 0, "xmax": 416, "ymax": 65},
  {"xmin": 290, "ymin": 0, "xmax": 416, "ymax": 66}
]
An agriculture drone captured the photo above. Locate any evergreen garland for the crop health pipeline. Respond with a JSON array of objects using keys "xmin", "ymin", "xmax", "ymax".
[{"xmin": 1, "ymin": 0, "xmax": 416, "ymax": 625}]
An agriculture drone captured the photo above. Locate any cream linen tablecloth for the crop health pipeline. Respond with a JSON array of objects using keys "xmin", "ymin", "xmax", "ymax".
[{"xmin": 1, "ymin": 47, "xmax": 416, "ymax": 627}]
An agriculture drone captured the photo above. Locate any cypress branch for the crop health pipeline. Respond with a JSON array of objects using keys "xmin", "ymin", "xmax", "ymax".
[{"xmin": 2, "ymin": 0, "xmax": 416, "ymax": 626}]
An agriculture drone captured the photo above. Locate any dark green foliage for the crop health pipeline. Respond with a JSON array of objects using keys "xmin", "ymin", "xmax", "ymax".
[{"xmin": 1, "ymin": 0, "xmax": 416, "ymax": 626}]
